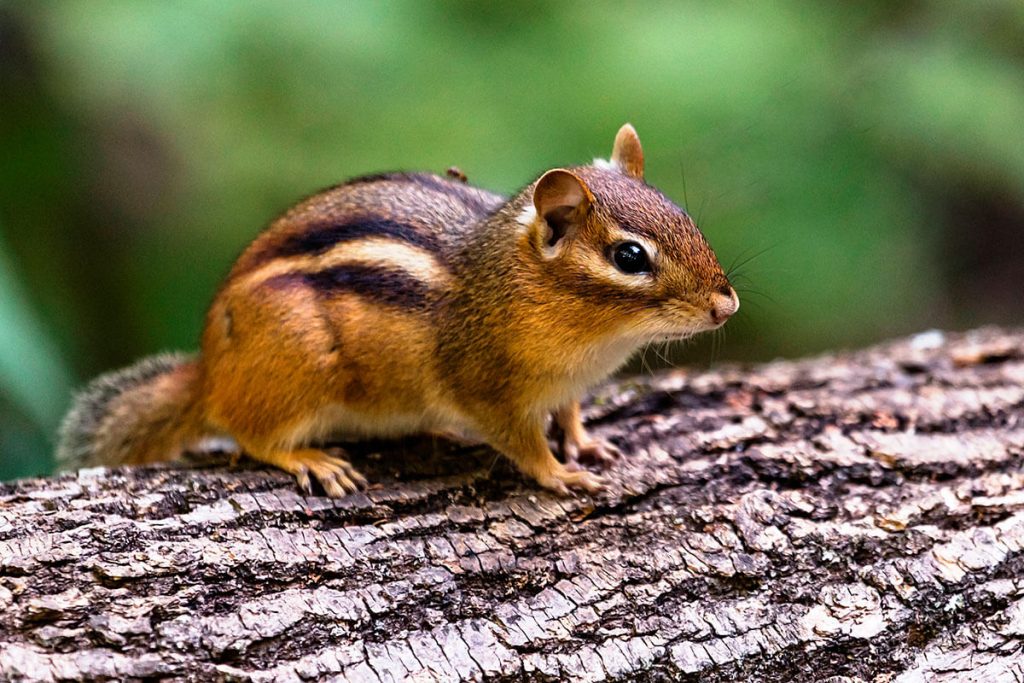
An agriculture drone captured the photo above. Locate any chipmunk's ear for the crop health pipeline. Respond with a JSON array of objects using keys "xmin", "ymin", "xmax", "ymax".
[
  {"xmin": 611, "ymin": 123, "xmax": 644, "ymax": 179},
  {"xmin": 532, "ymin": 169, "xmax": 594, "ymax": 248}
]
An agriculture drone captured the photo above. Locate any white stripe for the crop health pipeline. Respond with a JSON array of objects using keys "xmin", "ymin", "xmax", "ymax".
[
  {"xmin": 235, "ymin": 237, "xmax": 448, "ymax": 292},
  {"xmin": 318, "ymin": 238, "xmax": 448, "ymax": 283}
]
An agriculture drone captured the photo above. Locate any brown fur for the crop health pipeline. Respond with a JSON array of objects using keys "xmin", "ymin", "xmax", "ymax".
[
  {"xmin": 57, "ymin": 125, "xmax": 738, "ymax": 496},
  {"xmin": 56, "ymin": 354, "xmax": 201, "ymax": 468}
]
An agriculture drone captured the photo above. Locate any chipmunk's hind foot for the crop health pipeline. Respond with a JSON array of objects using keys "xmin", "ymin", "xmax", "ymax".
[{"xmin": 255, "ymin": 447, "xmax": 368, "ymax": 498}]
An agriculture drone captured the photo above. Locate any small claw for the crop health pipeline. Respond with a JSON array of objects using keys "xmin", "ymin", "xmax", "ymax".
[
  {"xmin": 321, "ymin": 476, "xmax": 346, "ymax": 498},
  {"xmin": 284, "ymin": 449, "xmax": 369, "ymax": 498},
  {"xmin": 331, "ymin": 457, "xmax": 367, "ymax": 490},
  {"xmin": 295, "ymin": 466, "xmax": 312, "ymax": 495},
  {"xmin": 349, "ymin": 468, "xmax": 368, "ymax": 489},
  {"xmin": 315, "ymin": 466, "xmax": 353, "ymax": 498},
  {"xmin": 335, "ymin": 472, "xmax": 359, "ymax": 495},
  {"xmin": 546, "ymin": 479, "xmax": 570, "ymax": 497}
]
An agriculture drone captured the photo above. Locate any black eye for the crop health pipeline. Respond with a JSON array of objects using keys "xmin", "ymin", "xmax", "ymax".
[{"xmin": 611, "ymin": 241, "xmax": 651, "ymax": 274}]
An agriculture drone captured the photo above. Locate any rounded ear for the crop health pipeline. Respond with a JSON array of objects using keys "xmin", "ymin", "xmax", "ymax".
[
  {"xmin": 611, "ymin": 123, "xmax": 644, "ymax": 179},
  {"xmin": 532, "ymin": 169, "xmax": 593, "ymax": 247}
]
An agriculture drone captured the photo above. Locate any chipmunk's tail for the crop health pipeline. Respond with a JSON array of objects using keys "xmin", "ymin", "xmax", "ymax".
[{"xmin": 55, "ymin": 353, "xmax": 205, "ymax": 471}]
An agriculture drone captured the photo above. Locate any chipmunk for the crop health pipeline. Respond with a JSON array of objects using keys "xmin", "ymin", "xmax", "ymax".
[{"xmin": 56, "ymin": 124, "xmax": 738, "ymax": 496}]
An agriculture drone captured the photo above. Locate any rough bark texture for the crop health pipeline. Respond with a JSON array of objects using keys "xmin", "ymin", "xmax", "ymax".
[{"xmin": 3, "ymin": 328, "xmax": 1024, "ymax": 682}]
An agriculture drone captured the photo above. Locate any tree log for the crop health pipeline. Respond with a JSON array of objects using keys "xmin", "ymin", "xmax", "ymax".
[{"xmin": 3, "ymin": 328, "xmax": 1024, "ymax": 682}]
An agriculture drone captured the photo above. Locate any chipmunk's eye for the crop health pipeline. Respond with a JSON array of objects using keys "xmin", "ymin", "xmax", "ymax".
[{"xmin": 611, "ymin": 241, "xmax": 651, "ymax": 274}]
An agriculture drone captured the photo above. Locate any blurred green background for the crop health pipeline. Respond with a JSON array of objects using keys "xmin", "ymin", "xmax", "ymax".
[{"xmin": 1, "ymin": 1, "xmax": 1022, "ymax": 481}]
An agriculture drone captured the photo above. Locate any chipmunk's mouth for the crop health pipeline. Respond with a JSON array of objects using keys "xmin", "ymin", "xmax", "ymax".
[
  {"xmin": 635, "ymin": 302, "xmax": 728, "ymax": 344},
  {"xmin": 648, "ymin": 326, "xmax": 704, "ymax": 343},
  {"xmin": 649, "ymin": 315, "xmax": 728, "ymax": 342},
  {"xmin": 654, "ymin": 332, "xmax": 694, "ymax": 343}
]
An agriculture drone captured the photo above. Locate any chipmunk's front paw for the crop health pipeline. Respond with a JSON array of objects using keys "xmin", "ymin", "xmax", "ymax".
[
  {"xmin": 535, "ymin": 464, "xmax": 604, "ymax": 496},
  {"xmin": 563, "ymin": 437, "xmax": 621, "ymax": 469}
]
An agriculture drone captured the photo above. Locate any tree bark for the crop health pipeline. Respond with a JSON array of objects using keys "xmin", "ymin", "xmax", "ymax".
[{"xmin": 3, "ymin": 328, "xmax": 1024, "ymax": 682}]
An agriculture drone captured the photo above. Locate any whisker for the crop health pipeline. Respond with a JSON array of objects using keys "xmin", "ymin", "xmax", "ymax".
[
  {"xmin": 696, "ymin": 194, "xmax": 709, "ymax": 225},
  {"xmin": 661, "ymin": 342, "xmax": 677, "ymax": 369},
  {"xmin": 652, "ymin": 342, "xmax": 676, "ymax": 369},
  {"xmin": 725, "ymin": 243, "xmax": 779, "ymax": 280},
  {"xmin": 639, "ymin": 342, "xmax": 654, "ymax": 377},
  {"xmin": 733, "ymin": 297, "xmax": 765, "ymax": 312},
  {"xmin": 725, "ymin": 245, "xmax": 757, "ymax": 276},
  {"xmin": 678, "ymin": 158, "xmax": 691, "ymax": 212},
  {"xmin": 733, "ymin": 287, "xmax": 777, "ymax": 305}
]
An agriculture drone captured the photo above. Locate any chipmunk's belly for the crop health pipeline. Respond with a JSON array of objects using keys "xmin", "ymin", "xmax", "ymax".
[{"xmin": 315, "ymin": 401, "xmax": 475, "ymax": 440}]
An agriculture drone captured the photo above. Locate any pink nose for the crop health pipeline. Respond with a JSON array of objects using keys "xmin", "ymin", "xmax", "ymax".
[{"xmin": 709, "ymin": 287, "xmax": 739, "ymax": 325}]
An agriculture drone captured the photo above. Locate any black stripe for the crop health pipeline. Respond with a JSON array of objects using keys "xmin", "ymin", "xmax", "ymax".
[
  {"xmin": 273, "ymin": 216, "xmax": 442, "ymax": 260},
  {"xmin": 265, "ymin": 264, "xmax": 432, "ymax": 310}
]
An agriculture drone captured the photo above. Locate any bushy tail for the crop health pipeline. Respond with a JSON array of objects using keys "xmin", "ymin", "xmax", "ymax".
[{"xmin": 55, "ymin": 353, "xmax": 203, "ymax": 471}]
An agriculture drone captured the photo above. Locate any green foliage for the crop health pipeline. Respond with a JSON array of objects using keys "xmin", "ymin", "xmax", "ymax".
[
  {"xmin": 1, "ymin": 1, "xmax": 1022, "ymax": 480},
  {"xmin": 0, "ymin": 239, "xmax": 71, "ymax": 428},
  {"xmin": 0, "ymin": 226, "xmax": 72, "ymax": 477}
]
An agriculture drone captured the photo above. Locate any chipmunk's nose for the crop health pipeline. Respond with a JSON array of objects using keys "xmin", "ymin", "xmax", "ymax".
[{"xmin": 709, "ymin": 286, "xmax": 739, "ymax": 325}]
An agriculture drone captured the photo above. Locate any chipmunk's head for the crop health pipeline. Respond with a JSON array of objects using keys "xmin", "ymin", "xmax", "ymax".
[{"xmin": 522, "ymin": 123, "xmax": 738, "ymax": 343}]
